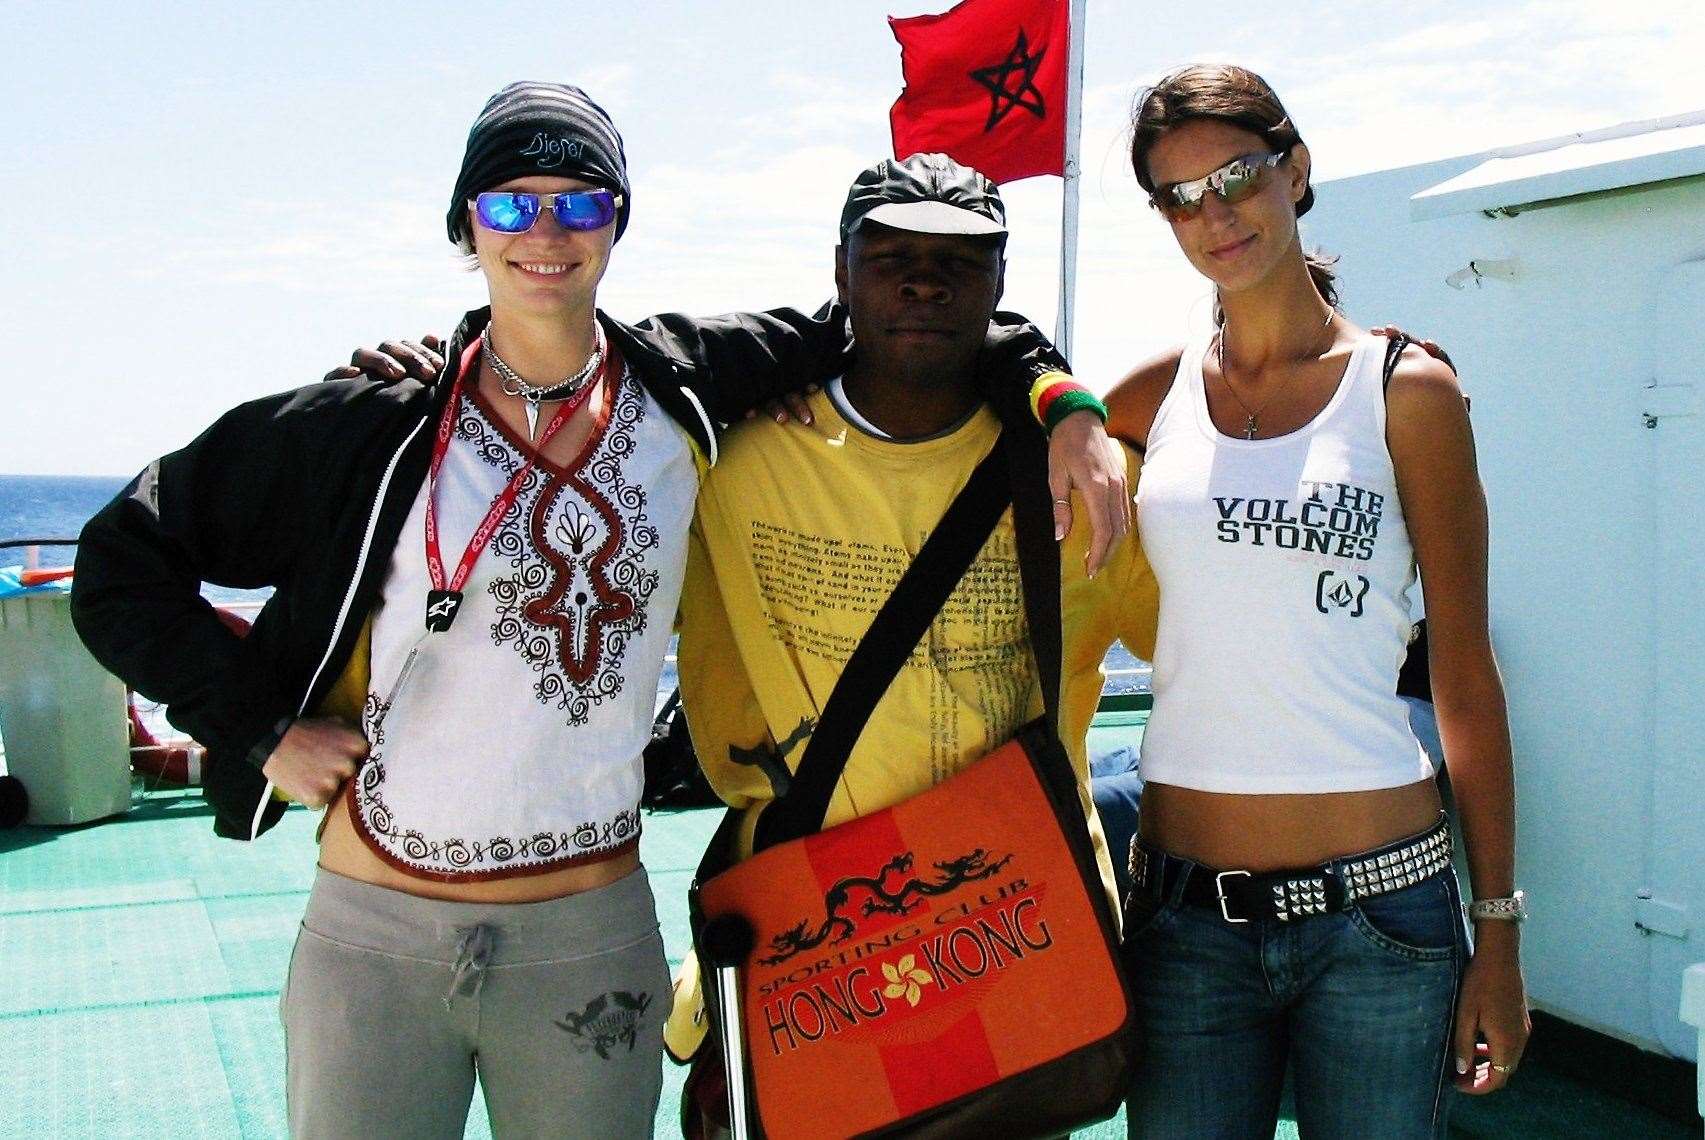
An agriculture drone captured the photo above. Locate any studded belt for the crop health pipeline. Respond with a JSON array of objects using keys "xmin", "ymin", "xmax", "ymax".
[{"xmin": 1128, "ymin": 814, "xmax": 1453, "ymax": 925}]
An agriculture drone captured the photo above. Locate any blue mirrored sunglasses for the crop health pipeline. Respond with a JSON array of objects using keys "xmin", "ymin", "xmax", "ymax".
[{"xmin": 471, "ymin": 189, "xmax": 622, "ymax": 234}]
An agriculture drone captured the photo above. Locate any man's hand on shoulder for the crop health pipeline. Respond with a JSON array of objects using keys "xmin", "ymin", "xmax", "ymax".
[
  {"xmin": 1050, "ymin": 409, "xmax": 1130, "ymax": 578},
  {"xmin": 747, "ymin": 387, "xmax": 820, "ymax": 426},
  {"xmin": 1371, "ymin": 326, "xmax": 1455, "ymax": 374},
  {"xmin": 261, "ymin": 717, "xmax": 369, "ymax": 808},
  {"xmin": 322, "ymin": 335, "xmax": 445, "ymax": 383}
]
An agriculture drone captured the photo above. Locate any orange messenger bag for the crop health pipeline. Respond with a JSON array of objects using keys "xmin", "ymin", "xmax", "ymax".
[{"xmin": 686, "ymin": 432, "xmax": 1135, "ymax": 1139}]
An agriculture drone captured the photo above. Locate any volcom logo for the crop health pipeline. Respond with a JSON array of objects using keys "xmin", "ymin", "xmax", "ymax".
[
  {"xmin": 1315, "ymin": 571, "xmax": 1370, "ymax": 617},
  {"xmin": 521, "ymin": 132, "xmax": 583, "ymax": 168}
]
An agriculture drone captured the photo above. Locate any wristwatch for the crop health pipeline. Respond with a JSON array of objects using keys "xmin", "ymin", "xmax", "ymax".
[{"xmin": 1467, "ymin": 891, "xmax": 1527, "ymax": 923}]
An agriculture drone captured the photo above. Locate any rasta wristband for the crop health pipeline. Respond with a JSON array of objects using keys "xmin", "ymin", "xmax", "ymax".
[{"xmin": 1029, "ymin": 371, "xmax": 1108, "ymax": 432}]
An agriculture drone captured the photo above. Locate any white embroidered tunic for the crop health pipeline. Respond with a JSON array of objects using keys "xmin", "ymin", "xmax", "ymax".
[{"xmin": 351, "ymin": 364, "xmax": 697, "ymax": 880}]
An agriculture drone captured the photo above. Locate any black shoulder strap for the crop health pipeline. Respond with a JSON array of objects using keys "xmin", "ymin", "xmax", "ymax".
[
  {"xmin": 753, "ymin": 429, "xmax": 1061, "ymax": 851},
  {"xmin": 1005, "ymin": 419, "xmax": 1063, "ymax": 728},
  {"xmin": 1381, "ymin": 333, "xmax": 1467, "ymax": 411},
  {"xmin": 1382, "ymin": 333, "xmax": 1411, "ymax": 392}
]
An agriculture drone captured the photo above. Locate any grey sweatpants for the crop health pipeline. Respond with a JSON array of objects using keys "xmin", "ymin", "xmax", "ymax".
[{"xmin": 281, "ymin": 866, "xmax": 670, "ymax": 1139}]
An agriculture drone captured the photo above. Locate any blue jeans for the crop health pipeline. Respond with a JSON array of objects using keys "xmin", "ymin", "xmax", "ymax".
[{"xmin": 1122, "ymin": 856, "xmax": 1467, "ymax": 1139}]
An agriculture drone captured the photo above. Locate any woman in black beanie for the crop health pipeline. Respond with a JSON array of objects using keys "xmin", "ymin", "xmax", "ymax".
[
  {"xmin": 277, "ymin": 79, "xmax": 690, "ymax": 1137},
  {"xmin": 76, "ymin": 81, "xmax": 852, "ymax": 1137}
]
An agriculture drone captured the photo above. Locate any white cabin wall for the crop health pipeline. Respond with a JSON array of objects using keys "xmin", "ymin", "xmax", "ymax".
[
  {"xmin": 1641, "ymin": 256, "xmax": 1705, "ymax": 1060},
  {"xmin": 1306, "ymin": 162, "xmax": 1705, "ymax": 1056}
]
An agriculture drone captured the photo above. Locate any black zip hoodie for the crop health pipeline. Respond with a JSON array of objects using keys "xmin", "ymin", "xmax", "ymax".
[{"xmin": 71, "ymin": 303, "xmax": 1067, "ymax": 839}]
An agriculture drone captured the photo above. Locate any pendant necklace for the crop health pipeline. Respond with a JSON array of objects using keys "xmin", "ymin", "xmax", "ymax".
[
  {"xmin": 1215, "ymin": 305, "xmax": 1337, "ymax": 440},
  {"xmin": 482, "ymin": 324, "xmax": 605, "ymax": 441}
]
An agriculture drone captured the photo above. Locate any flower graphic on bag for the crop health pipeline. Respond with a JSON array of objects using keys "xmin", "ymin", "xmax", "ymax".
[{"xmin": 881, "ymin": 954, "xmax": 932, "ymax": 1007}]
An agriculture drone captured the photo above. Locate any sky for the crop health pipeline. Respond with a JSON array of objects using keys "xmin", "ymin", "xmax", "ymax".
[{"xmin": 1, "ymin": 0, "xmax": 1701, "ymax": 475}]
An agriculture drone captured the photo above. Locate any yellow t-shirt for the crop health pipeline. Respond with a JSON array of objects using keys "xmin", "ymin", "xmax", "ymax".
[{"xmin": 665, "ymin": 386, "xmax": 1157, "ymax": 1057}]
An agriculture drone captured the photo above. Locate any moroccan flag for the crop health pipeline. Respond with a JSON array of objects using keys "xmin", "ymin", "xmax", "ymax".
[{"xmin": 889, "ymin": 0, "xmax": 1069, "ymax": 185}]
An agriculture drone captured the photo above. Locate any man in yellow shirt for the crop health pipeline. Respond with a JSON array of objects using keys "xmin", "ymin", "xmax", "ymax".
[{"xmin": 665, "ymin": 154, "xmax": 1157, "ymax": 1060}]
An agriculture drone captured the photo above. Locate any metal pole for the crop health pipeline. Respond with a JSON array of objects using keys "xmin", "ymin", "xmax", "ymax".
[
  {"xmin": 716, "ymin": 964, "xmax": 752, "ymax": 1140},
  {"xmin": 701, "ymin": 914, "xmax": 755, "ymax": 1140},
  {"xmin": 1055, "ymin": 0, "xmax": 1088, "ymax": 361}
]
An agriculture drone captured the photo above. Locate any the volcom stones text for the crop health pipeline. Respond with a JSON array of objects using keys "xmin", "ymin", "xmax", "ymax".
[{"xmin": 1214, "ymin": 481, "xmax": 1383, "ymax": 561}]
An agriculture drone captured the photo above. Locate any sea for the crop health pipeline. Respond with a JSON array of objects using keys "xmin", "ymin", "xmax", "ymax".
[
  {"xmin": 0, "ymin": 472, "xmax": 1151, "ymax": 694},
  {"xmin": 1, "ymin": 473, "xmax": 129, "ymax": 552},
  {"xmin": 0, "ymin": 473, "xmax": 264, "ymax": 606}
]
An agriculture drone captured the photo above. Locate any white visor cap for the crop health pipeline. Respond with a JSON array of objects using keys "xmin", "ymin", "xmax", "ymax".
[{"xmin": 852, "ymin": 199, "xmax": 1007, "ymax": 237}]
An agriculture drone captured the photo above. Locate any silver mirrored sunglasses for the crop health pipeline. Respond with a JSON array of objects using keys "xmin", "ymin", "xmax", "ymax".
[{"xmin": 1151, "ymin": 152, "xmax": 1286, "ymax": 221}]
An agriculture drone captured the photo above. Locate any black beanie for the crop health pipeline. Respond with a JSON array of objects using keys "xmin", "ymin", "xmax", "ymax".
[{"xmin": 447, "ymin": 81, "xmax": 631, "ymax": 245}]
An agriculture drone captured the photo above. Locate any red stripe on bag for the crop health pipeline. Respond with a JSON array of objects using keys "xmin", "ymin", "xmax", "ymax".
[
  {"xmin": 803, "ymin": 809, "xmax": 913, "ymax": 936},
  {"xmin": 880, "ymin": 1011, "xmax": 1000, "ymax": 1115}
]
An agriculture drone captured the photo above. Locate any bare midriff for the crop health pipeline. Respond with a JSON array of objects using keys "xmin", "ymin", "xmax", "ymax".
[
  {"xmin": 316, "ymin": 782, "xmax": 640, "ymax": 903},
  {"xmin": 1138, "ymin": 777, "xmax": 1443, "ymax": 872}
]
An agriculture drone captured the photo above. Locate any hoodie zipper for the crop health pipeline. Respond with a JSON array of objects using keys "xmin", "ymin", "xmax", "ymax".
[
  {"xmin": 678, "ymin": 385, "xmax": 719, "ymax": 467},
  {"xmin": 248, "ymin": 413, "xmax": 430, "ymax": 840}
]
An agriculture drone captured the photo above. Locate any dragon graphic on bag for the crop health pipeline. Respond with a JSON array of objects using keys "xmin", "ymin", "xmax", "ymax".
[{"xmin": 759, "ymin": 848, "xmax": 1014, "ymax": 965}]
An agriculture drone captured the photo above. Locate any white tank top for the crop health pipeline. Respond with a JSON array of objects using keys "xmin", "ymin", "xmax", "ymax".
[
  {"xmin": 1134, "ymin": 333, "xmax": 1430, "ymax": 793},
  {"xmin": 352, "ymin": 365, "xmax": 697, "ymax": 880}
]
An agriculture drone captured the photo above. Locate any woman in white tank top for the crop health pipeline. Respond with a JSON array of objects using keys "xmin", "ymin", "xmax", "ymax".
[{"xmin": 1105, "ymin": 65, "xmax": 1529, "ymax": 1139}]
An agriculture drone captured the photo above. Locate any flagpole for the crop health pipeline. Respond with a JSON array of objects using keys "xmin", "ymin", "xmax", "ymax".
[{"xmin": 1055, "ymin": 0, "xmax": 1087, "ymax": 361}]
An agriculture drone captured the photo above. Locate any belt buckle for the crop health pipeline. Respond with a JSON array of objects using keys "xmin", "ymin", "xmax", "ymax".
[{"xmin": 1215, "ymin": 869, "xmax": 1253, "ymax": 924}]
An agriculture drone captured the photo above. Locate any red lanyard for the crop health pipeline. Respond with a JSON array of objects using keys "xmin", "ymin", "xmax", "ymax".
[{"xmin": 421, "ymin": 335, "xmax": 601, "ymax": 632}]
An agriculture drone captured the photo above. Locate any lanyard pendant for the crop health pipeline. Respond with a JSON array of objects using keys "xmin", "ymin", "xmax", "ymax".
[{"xmin": 425, "ymin": 589, "xmax": 464, "ymax": 633}]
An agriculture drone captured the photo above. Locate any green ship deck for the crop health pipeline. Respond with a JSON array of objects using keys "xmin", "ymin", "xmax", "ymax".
[{"xmin": 0, "ymin": 711, "xmax": 1695, "ymax": 1138}]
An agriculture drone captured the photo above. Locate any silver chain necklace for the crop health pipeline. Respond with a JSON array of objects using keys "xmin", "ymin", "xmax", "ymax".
[
  {"xmin": 481, "ymin": 324, "xmax": 605, "ymax": 440},
  {"xmin": 1215, "ymin": 305, "xmax": 1337, "ymax": 440}
]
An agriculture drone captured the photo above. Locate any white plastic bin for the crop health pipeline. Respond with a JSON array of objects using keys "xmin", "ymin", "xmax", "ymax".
[
  {"xmin": 1682, "ymin": 963, "xmax": 1705, "ymax": 1120},
  {"xmin": 0, "ymin": 591, "xmax": 131, "ymax": 824}
]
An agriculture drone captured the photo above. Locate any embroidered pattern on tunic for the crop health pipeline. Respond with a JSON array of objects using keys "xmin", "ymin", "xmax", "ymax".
[
  {"xmin": 448, "ymin": 375, "xmax": 661, "ymax": 724},
  {"xmin": 349, "ymin": 375, "xmax": 658, "ymax": 878},
  {"xmin": 489, "ymin": 378, "xmax": 660, "ymax": 722},
  {"xmin": 355, "ymin": 712, "xmax": 641, "ymax": 874}
]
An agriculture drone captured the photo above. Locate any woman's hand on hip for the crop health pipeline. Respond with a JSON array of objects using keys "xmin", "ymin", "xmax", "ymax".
[{"xmin": 261, "ymin": 717, "xmax": 369, "ymax": 809}]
